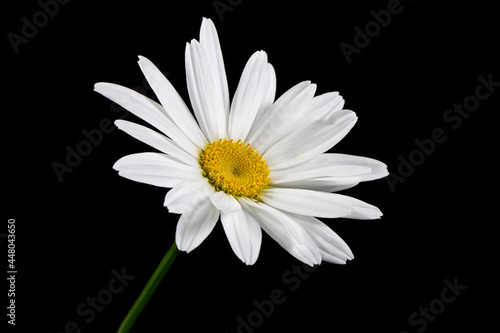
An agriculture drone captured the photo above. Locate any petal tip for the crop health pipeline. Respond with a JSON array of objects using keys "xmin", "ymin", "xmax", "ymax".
[
  {"xmin": 201, "ymin": 17, "xmax": 216, "ymax": 29},
  {"xmin": 137, "ymin": 55, "xmax": 149, "ymax": 64},
  {"xmin": 112, "ymin": 161, "xmax": 120, "ymax": 171},
  {"xmin": 93, "ymin": 82, "xmax": 105, "ymax": 92}
]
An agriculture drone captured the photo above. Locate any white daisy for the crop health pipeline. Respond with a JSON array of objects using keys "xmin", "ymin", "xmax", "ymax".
[{"xmin": 95, "ymin": 18, "xmax": 388, "ymax": 266}]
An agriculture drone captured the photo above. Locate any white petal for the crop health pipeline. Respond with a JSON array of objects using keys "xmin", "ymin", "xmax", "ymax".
[
  {"xmin": 271, "ymin": 153, "xmax": 388, "ymax": 184},
  {"xmin": 287, "ymin": 213, "xmax": 354, "ymax": 264},
  {"xmin": 342, "ymin": 197, "xmax": 384, "ymax": 220},
  {"xmin": 253, "ymin": 64, "xmax": 276, "ymax": 127},
  {"xmin": 199, "ymin": 17, "xmax": 230, "ymax": 115},
  {"xmin": 261, "ymin": 187, "xmax": 351, "ymax": 218},
  {"xmin": 272, "ymin": 163, "xmax": 370, "ymax": 185},
  {"xmin": 261, "ymin": 187, "xmax": 382, "ymax": 219},
  {"xmin": 264, "ymin": 91, "xmax": 345, "ymax": 145},
  {"xmin": 164, "ymin": 178, "xmax": 214, "ymax": 214},
  {"xmin": 273, "ymin": 180, "xmax": 359, "ymax": 193},
  {"xmin": 115, "ymin": 120, "xmax": 198, "ymax": 166},
  {"xmin": 137, "ymin": 56, "xmax": 207, "ymax": 149},
  {"xmin": 264, "ymin": 110, "xmax": 357, "ymax": 170},
  {"xmin": 209, "ymin": 191, "xmax": 241, "ymax": 213},
  {"xmin": 185, "ymin": 40, "xmax": 227, "ymax": 141},
  {"xmin": 243, "ymin": 199, "xmax": 321, "ymax": 266},
  {"xmin": 319, "ymin": 250, "xmax": 349, "ymax": 264},
  {"xmin": 220, "ymin": 207, "xmax": 262, "ymax": 265},
  {"xmin": 243, "ymin": 199, "xmax": 305, "ymax": 244},
  {"xmin": 94, "ymin": 82, "xmax": 200, "ymax": 157},
  {"xmin": 113, "ymin": 153, "xmax": 200, "ymax": 188},
  {"xmin": 175, "ymin": 200, "xmax": 220, "ymax": 253},
  {"xmin": 228, "ymin": 51, "xmax": 275, "ymax": 142},
  {"xmin": 247, "ymin": 81, "xmax": 316, "ymax": 153}
]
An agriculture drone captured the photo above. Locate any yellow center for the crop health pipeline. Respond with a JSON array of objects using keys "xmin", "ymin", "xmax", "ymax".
[{"xmin": 199, "ymin": 139, "xmax": 270, "ymax": 198}]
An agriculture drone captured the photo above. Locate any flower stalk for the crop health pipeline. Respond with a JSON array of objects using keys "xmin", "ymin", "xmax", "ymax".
[{"xmin": 117, "ymin": 242, "xmax": 179, "ymax": 333}]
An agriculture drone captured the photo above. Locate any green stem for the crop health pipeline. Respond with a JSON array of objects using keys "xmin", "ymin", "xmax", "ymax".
[{"xmin": 117, "ymin": 242, "xmax": 180, "ymax": 333}]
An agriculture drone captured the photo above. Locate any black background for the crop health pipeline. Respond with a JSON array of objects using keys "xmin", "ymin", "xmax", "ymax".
[{"xmin": 4, "ymin": 0, "xmax": 499, "ymax": 332}]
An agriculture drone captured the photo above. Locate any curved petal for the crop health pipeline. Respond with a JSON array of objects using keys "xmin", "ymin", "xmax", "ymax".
[
  {"xmin": 260, "ymin": 187, "xmax": 382, "ymax": 219},
  {"xmin": 272, "ymin": 164, "xmax": 370, "ymax": 185},
  {"xmin": 94, "ymin": 82, "xmax": 200, "ymax": 157},
  {"xmin": 176, "ymin": 200, "xmax": 220, "ymax": 253},
  {"xmin": 247, "ymin": 81, "xmax": 316, "ymax": 153},
  {"xmin": 264, "ymin": 110, "xmax": 358, "ymax": 170},
  {"xmin": 115, "ymin": 120, "xmax": 198, "ymax": 166},
  {"xmin": 253, "ymin": 64, "xmax": 276, "ymax": 127},
  {"xmin": 286, "ymin": 212, "xmax": 354, "ymax": 264},
  {"xmin": 163, "ymin": 178, "xmax": 214, "ymax": 214},
  {"xmin": 185, "ymin": 40, "xmax": 227, "ymax": 141},
  {"xmin": 243, "ymin": 199, "xmax": 321, "ymax": 266},
  {"xmin": 137, "ymin": 56, "xmax": 207, "ymax": 149},
  {"xmin": 113, "ymin": 153, "xmax": 200, "ymax": 188},
  {"xmin": 209, "ymin": 191, "xmax": 241, "ymax": 213},
  {"xmin": 243, "ymin": 199, "xmax": 306, "ymax": 244},
  {"xmin": 272, "ymin": 180, "xmax": 359, "ymax": 193},
  {"xmin": 262, "ymin": 91, "xmax": 345, "ymax": 147},
  {"xmin": 261, "ymin": 187, "xmax": 350, "ymax": 218},
  {"xmin": 199, "ymin": 17, "xmax": 230, "ymax": 115},
  {"xmin": 271, "ymin": 153, "xmax": 388, "ymax": 184},
  {"xmin": 229, "ymin": 51, "xmax": 275, "ymax": 142},
  {"xmin": 221, "ymin": 207, "xmax": 262, "ymax": 265}
]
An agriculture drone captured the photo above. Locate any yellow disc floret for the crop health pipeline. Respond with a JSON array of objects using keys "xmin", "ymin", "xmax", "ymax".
[{"xmin": 199, "ymin": 139, "xmax": 270, "ymax": 198}]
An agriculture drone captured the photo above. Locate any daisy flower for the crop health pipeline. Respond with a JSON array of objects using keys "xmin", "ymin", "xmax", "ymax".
[{"xmin": 95, "ymin": 18, "xmax": 388, "ymax": 267}]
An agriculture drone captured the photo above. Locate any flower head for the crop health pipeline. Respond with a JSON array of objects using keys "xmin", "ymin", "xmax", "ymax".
[{"xmin": 95, "ymin": 18, "xmax": 388, "ymax": 266}]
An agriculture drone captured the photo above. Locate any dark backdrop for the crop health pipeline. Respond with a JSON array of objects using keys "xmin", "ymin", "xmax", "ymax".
[{"xmin": 5, "ymin": 0, "xmax": 499, "ymax": 332}]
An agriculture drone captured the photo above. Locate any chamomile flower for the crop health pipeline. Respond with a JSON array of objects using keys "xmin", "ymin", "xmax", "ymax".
[{"xmin": 95, "ymin": 18, "xmax": 388, "ymax": 266}]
